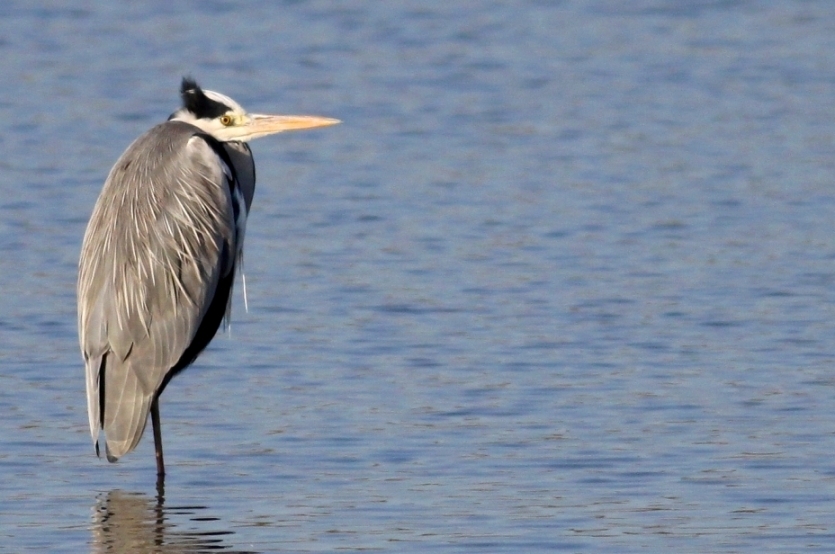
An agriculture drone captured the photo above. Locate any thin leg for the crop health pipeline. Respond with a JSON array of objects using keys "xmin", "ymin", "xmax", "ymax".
[
  {"xmin": 151, "ymin": 396, "xmax": 165, "ymax": 477},
  {"xmin": 155, "ymin": 471, "xmax": 166, "ymax": 504}
]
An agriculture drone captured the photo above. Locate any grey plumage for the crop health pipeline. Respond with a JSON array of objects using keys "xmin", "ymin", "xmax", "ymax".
[
  {"xmin": 78, "ymin": 78, "xmax": 339, "ymax": 473},
  {"xmin": 79, "ymin": 121, "xmax": 238, "ymax": 460}
]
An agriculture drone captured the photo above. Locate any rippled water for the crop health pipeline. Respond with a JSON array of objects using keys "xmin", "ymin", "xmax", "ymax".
[{"xmin": 3, "ymin": 0, "xmax": 835, "ymax": 552}]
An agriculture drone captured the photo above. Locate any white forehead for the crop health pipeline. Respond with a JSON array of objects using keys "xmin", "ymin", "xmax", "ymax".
[{"xmin": 204, "ymin": 89, "xmax": 246, "ymax": 114}]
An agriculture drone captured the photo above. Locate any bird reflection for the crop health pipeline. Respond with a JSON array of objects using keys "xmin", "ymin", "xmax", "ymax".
[{"xmin": 91, "ymin": 486, "xmax": 258, "ymax": 553}]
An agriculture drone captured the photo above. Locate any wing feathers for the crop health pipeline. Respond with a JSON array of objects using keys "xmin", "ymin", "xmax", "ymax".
[
  {"xmin": 78, "ymin": 121, "xmax": 239, "ymax": 460},
  {"xmin": 103, "ymin": 358, "xmax": 151, "ymax": 460}
]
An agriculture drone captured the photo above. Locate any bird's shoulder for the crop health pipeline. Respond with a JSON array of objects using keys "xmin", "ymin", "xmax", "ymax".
[{"xmin": 112, "ymin": 121, "xmax": 224, "ymax": 175}]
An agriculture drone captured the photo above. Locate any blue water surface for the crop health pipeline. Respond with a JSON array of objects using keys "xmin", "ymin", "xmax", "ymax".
[{"xmin": 2, "ymin": 1, "xmax": 835, "ymax": 552}]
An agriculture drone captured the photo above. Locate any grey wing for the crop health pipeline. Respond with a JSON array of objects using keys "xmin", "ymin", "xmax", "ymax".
[{"xmin": 78, "ymin": 125, "xmax": 236, "ymax": 460}]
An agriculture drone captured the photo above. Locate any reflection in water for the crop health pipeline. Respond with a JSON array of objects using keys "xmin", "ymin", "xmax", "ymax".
[{"xmin": 91, "ymin": 486, "xmax": 258, "ymax": 554}]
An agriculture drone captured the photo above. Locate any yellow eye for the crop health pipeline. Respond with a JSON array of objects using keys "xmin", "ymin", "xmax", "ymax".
[{"xmin": 219, "ymin": 115, "xmax": 234, "ymax": 126}]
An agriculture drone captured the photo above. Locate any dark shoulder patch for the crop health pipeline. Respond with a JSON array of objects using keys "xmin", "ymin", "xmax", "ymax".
[
  {"xmin": 193, "ymin": 131, "xmax": 239, "ymax": 187},
  {"xmin": 180, "ymin": 77, "xmax": 229, "ymax": 119}
]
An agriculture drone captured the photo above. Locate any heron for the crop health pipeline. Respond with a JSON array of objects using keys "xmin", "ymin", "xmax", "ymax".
[{"xmin": 78, "ymin": 77, "xmax": 339, "ymax": 477}]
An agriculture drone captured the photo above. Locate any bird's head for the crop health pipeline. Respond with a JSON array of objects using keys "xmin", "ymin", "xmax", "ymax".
[{"xmin": 169, "ymin": 77, "xmax": 339, "ymax": 142}]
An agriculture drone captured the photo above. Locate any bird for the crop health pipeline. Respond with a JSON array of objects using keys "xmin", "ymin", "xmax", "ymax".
[{"xmin": 78, "ymin": 77, "xmax": 339, "ymax": 477}]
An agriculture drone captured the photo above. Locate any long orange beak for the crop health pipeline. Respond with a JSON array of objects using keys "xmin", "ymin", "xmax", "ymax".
[{"xmin": 245, "ymin": 114, "xmax": 341, "ymax": 139}]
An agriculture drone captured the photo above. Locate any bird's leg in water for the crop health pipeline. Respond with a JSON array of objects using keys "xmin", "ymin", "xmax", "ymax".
[{"xmin": 151, "ymin": 397, "xmax": 165, "ymax": 477}]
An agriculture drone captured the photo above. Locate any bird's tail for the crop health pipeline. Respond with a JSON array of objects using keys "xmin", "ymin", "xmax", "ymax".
[{"xmin": 101, "ymin": 359, "xmax": 155, "ymax": 462}]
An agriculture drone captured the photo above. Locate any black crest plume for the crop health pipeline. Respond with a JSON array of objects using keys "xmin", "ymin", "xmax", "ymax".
[{"xmin": 180, "ymin": 77, "xmax": 230, "ymax": 119}]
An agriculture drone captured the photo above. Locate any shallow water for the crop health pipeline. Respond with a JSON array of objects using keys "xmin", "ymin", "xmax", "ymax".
[{"xmin": 3, "ymin": 0, "xmax": 835, "ymax": 552}]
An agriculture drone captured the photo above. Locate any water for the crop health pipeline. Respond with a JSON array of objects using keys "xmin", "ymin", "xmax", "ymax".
[{"xmin": 3, "ymin": 0, "xmax": 835, "ymax": 551}]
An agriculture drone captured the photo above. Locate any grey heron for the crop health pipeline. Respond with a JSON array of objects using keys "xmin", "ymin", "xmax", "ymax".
[{"xmin": 78, "ymin": 78, "xmax": 339, "ymax": 476}]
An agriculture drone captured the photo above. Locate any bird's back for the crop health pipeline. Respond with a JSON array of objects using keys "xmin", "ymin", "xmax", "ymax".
[{"xmin": 78, "ymin": 121, "xmax": 239, "ymax": 460}]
